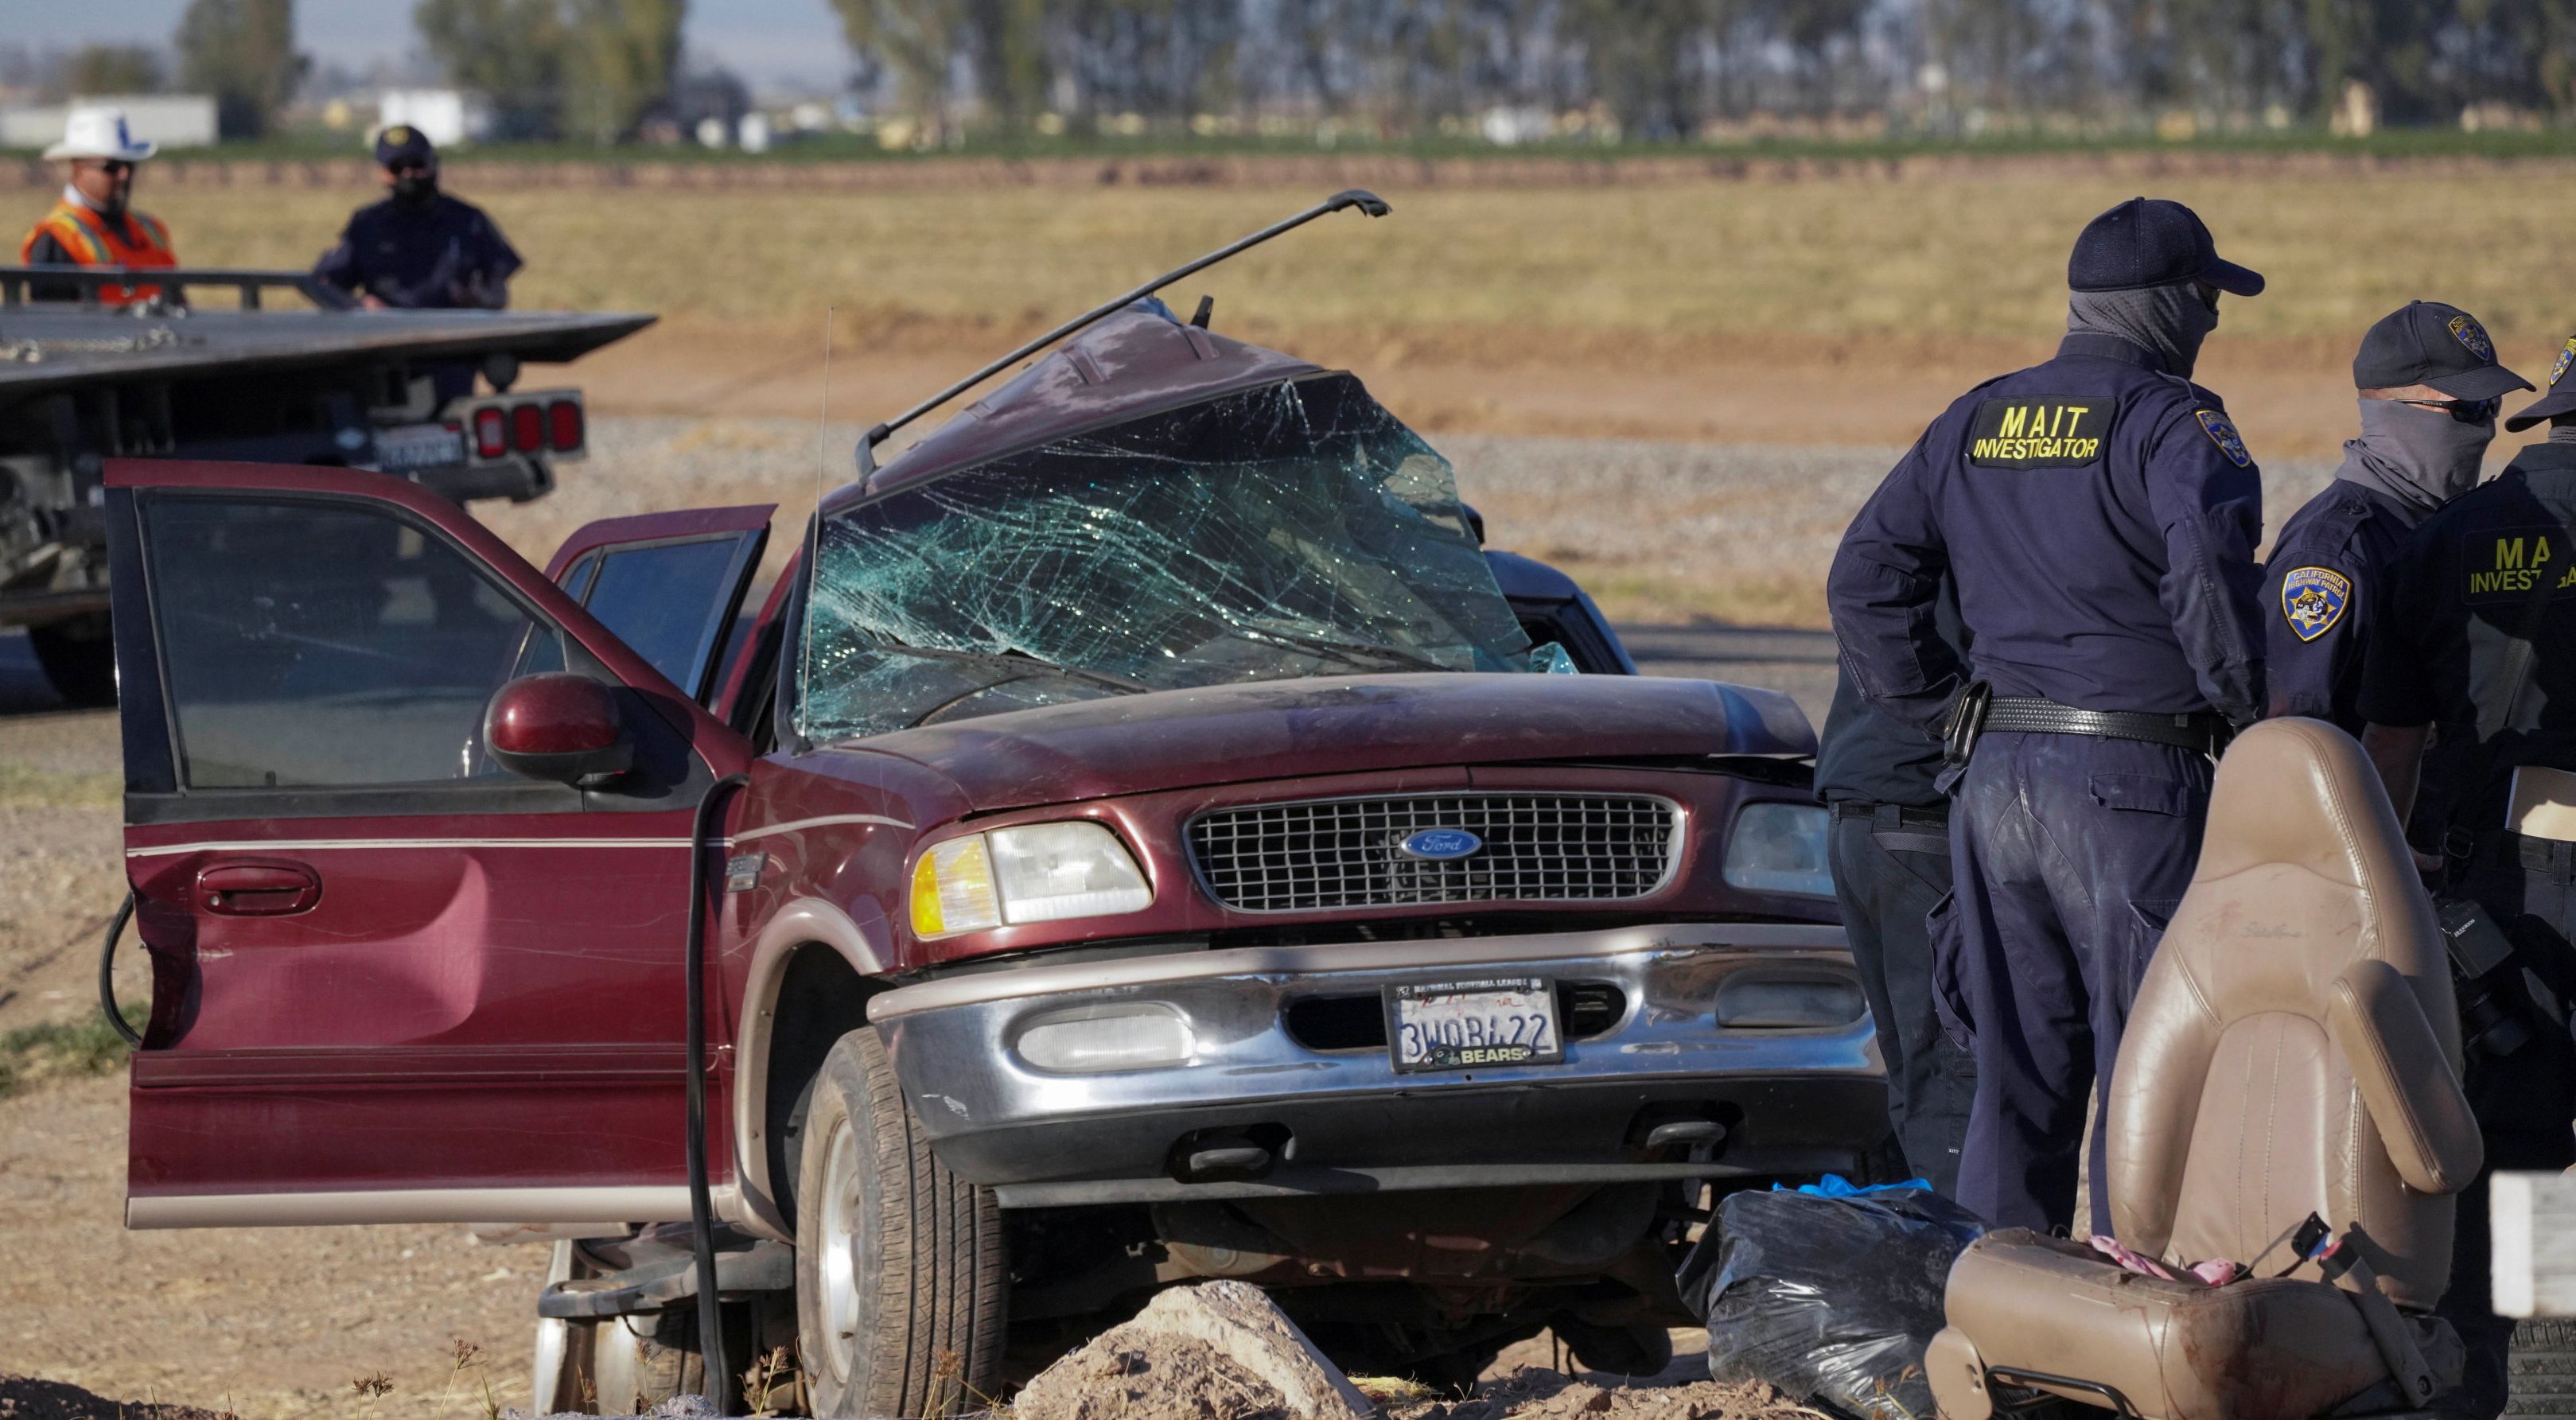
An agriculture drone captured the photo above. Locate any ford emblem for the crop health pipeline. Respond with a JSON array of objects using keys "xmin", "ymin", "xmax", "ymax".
[{"xmin": 1399, "ymin": 829, "xmax": 1484, "ymax": 861}]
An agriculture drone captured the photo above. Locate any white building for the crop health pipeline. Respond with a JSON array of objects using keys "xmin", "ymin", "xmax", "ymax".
[
  {"xmin": 2, "ymin": 94, "xmax": 219, "ymax": 152},
  {"xmin": 376, "ymin": 89, "xmax": 492, "ymax": 149}
]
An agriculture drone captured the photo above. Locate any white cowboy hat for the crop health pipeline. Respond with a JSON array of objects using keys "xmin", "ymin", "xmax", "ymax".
[{"xmin": 44, "ymin": 107, "xmax": 158, "ymax": 163}]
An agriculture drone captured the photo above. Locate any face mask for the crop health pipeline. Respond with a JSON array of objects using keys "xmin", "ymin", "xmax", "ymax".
[
  {"xmin": 2067, "ymin": 282, "xmax": 2219, "ymax": 378},
  {"xmin": 392, "ymin": 172, "xmax": 438, "ymax": 206},
  {"xmin": 2341, "ymin": 398, "xmax": 2494, "ymax": 516}
]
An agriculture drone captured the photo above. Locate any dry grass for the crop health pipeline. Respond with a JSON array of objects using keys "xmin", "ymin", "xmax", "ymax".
[{"xmin": 42, "ymin": 174, "xmax": 2576, "ymax": 350}]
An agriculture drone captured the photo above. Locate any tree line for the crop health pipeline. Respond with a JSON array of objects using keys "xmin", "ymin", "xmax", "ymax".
[
  {"xmin": 14, "ymin": 0, "xmax": 2576, "ymax": 146},
  {"xmin": 819, "ymin": 0, "xmax": 2576, "ymax": 139}
]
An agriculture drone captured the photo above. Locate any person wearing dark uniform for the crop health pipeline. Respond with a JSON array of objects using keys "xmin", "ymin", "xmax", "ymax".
[
  {"xmin": 313, "ymin": 125, "xmax": 523, "ymax": 313},
  {"xmin": 2361, "ymin": 341, "xmax": 2576, "ymax": 1420},
  {"xmin": 1829, "ymin": 196, "xmax": 2269, "ymax": 1237},
  {"xmin": 1817, "ymin": 583, "xmax": 1978, "ymax": 1196},
  {"xmin": 313, "ymin": 126, "xmax": 523, "ymax": 406},
  {"xmin": 2263, "ymin": 302, "xmax": 2533, "ymax": 731}
]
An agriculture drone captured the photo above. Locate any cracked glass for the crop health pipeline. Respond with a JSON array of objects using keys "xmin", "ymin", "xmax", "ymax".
[{"xmin": 800, "ymin": 373, "xmax": 1535, "ymax": 740}]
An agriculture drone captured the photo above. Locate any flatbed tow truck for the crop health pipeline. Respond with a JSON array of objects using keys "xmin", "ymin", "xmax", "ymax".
[{"xmin": 0, "ymin": 264, "xmax": 649, "ymax": 702}]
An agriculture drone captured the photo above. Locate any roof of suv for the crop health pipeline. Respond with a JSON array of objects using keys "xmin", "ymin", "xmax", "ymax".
[{"xmin": 836, "ymin": 305, "xmax": 1325, "ymax": 512}]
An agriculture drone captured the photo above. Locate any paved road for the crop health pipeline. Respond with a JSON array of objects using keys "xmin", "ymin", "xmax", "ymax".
[{"xmin": 1617, "ymin": 623, "xmax": 1837, "ymax": 727}]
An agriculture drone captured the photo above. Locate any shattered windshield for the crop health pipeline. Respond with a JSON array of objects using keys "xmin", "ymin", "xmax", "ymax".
[{"xmin": 799, "ymin": 373, "xmax": 1535, "ymax": 740}]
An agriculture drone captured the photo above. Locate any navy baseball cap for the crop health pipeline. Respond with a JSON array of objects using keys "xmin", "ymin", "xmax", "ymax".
[
  {"xmin": 2354, "ymin": 302, "xmax": 2531, "ymax": 402},
  {"xmin": 374, "ymin": 123, "xmax": 435, "ymax": 169},
  {"xmin": 2507, "ymin": 335, "xmax": 2576, "ymax": 431},
  {"xmin": 2068, "ymin": 197, "xmax": 2265, "ymax": 298}
]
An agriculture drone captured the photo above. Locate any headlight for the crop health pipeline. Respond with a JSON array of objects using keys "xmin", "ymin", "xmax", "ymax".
[
  {"xmin": 911, "ymin": 821, "xmax": 1153, "ymax": 937},
  {"xmin": 1721, "ymin": 802, "xmax": 1835, "ymax": 897},
  {"xmin": 1014, "ymin": 1003, "xmax": 1193, "ymax": 1073}
]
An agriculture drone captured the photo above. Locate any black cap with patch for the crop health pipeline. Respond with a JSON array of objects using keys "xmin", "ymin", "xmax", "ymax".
[
  {"xmin": 2507, "ymin": 335, "xmax": 2576, "ymax": 432},
  {"xmin": 2068, "ymin": 196, "xmax": 2266, "ymax": 297},
  {"xmin": 2354, "ymin": 301, "xmax": 2531, "ymax": 401},
  {"xmin": 374, "ymin": 124, "xmax": 435, "ymax": 169}
]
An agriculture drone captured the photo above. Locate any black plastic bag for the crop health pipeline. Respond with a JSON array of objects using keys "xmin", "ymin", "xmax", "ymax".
[{"xmin": 1677, "ymin": 1184, "xmax": 1989, "ymax": 1420}]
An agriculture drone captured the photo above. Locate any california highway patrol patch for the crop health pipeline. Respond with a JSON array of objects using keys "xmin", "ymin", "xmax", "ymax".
[
  {"xmin": 2450, "ymin": 313, "xmax": 2496, "ymax": 361},
  {"xmin": 2282, "ymin": 566, "xmax": 2352, "ymax": 642},
  {"xmin": 2195, "ymin": 409, "xmax": 2252, "ymax": 468},
  {"xmin": 2551, "ymin": 337, "xmax": 2575, "ymax": 390}
]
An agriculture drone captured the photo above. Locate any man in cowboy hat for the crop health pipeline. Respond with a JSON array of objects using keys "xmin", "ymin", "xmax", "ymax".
[{"xmin": 18, "ymin": 106, "xmax": 181, "ymax": 307}]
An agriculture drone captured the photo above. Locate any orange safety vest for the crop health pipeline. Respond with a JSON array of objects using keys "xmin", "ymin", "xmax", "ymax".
[{"xmin": 19, "ymin": 198, "xmax": 178, "ymax": 305}]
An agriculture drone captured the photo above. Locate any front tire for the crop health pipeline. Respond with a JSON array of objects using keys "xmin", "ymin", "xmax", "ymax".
[
  {"xmin": 27, "ymin": 614, "xmax": 115, "ymax": 707},
  {"xmin": 794, "ymin": 1026, "xmax": 1005, "ymax": 1418}
]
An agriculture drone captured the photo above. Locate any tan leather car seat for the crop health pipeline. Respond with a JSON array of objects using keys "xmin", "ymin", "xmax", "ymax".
[{"xmin": 1928, "ymin": 718, "xmax": 2485, "ymax": 1420}]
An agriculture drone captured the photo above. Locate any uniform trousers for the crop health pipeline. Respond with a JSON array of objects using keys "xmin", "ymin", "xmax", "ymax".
[
  {"xmin": 1945, "ymin": 730, "xmax": 2213, "ymax": 1237},
  {"xmin": 2434, "ymin": 841, "xmax": 2576, "ymax": 1420},
  {"xmin": 1830, "ymin": 806, "xmax": 1976, "ymax": 1196}
]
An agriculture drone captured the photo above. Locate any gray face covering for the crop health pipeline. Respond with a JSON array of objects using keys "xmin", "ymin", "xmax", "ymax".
[
  {"xmin": 2552, "ymin": 418, "xmax": 2576, "ymax": 446},
  {"xmin": 2067, "ymin": 281, "xmax": 2220, "ymax": 378},
  {"xmin": 2335, "ymin": 398, "xmax": 2495, "ymax": 521}
]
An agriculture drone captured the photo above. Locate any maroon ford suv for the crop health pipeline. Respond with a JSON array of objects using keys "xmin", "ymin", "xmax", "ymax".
[{"xmin": 103, "ymin": 308, "xmax": 1874, "ymax": 1414}]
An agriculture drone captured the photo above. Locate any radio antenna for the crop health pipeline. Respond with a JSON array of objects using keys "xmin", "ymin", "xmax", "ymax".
[
  {"xmin": 797, "ymin": 305, "xmax": 834, "ymax": 745},
  {"xmin": 852, "ymin": 189, "xmax": 1391, "ymax": 477}
]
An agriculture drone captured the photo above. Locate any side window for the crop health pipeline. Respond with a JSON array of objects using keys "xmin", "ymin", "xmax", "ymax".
[
  {"xmin": 143, "ymin": 496, "xmax": 563, "ymax": 788},
  {"xmin": 569, "ymin": 535, "xmax": 759, "ymax": 700}
]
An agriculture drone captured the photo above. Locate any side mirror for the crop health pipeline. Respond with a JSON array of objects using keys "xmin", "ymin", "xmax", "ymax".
[{"xmin": 484, "ymin": 673, "xmax": 633, "ymax": 785}]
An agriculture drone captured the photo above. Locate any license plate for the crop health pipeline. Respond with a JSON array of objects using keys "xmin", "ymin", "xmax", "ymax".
[
  {"xmin": 372, "ymin": 422, "xmax": 465, "ymax": 472},
  {"xmin": 1386, "ymin": 978, "xmax": 1563, "ymax": 1072}
]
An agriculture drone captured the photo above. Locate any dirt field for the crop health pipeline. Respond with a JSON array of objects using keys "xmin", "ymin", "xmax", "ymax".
[
  {"xmin": 0, "ymin": 160, "xmax": 2520, "ymax": 1414},
  {"xmin": 19, "ymin": 171, "xmax": 2576, "ymax": 459}
]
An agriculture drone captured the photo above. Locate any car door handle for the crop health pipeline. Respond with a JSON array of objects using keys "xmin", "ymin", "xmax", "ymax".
[{"xmin": 197, "ymin": 862, "xmax": 322, "ymax": 916}]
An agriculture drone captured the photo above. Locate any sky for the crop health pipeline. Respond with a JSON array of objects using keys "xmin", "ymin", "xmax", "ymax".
[{"xmin": 14, "ymin": 0, "xmax": 854, "ymax": 96}]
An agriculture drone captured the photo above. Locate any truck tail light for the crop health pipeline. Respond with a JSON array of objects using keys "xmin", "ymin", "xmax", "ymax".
[
  {"xmin": 547, "ymin": 399, "xmax": 583, "ymax": 452},
  {"xmin": 473, "ymin": 407, "xmax": 506, "ymax": 459},
  {"xmin": 511, "ymin": 403, "xmax": 546, "ymax": 453}
]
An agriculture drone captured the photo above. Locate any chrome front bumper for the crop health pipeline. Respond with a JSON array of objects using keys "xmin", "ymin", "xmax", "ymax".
[{"xmin": 870, "ymin": 922, "xmax": 1884, "ymax": 1207}]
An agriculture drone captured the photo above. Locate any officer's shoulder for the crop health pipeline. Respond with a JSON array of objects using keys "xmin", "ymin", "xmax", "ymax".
[
  {"xmin": 346, "ymin": 196, "xmax": 401, "ymax": 227},
  {"xmin": 2274, "ymin": 485, "xmax": 2373, "ymax": 551},
  {"xmin": 436, "ymin": 193, "xmax": 496, "ymax": 224}
]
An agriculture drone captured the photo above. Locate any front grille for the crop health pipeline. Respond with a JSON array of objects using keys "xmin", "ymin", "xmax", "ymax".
[{"xmin": 1188, "ymin": 792, "xmax": 1679, "ymax": 912}]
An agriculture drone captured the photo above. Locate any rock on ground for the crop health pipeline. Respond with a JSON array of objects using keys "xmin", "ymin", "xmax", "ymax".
[{"xmin": 1013, "ymin": 1280, "xmax": 1374, "ymax": 1420}]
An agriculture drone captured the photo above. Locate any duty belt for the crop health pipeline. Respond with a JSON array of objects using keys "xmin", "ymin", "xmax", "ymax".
[{"xmin": 1981, "ymin": 696, "xmax": 2231, "ymax": 754}]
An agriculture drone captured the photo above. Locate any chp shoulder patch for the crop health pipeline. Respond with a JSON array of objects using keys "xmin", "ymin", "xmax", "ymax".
[
  {"xmin": 2450, "ymin": 313, "xmax": 2496, "ymax": 361},
  {"xmin": 2551, "ymin": 337, "xmax": 2576, "ymax": 390},
  {"xmin": 2281, "ymin": 566, "xmax": 2352, "ymax": 643},
  {"xmin": 2194, "ymin": 409, "xmax": 2252, "ymax": 468}
]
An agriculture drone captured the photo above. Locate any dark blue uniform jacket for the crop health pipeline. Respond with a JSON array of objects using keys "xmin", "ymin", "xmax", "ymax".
[
  {"xmin": 2261, "ymin": 480, "xmax": 2415, "ymax": 734},
  {"xmin": 313, "ymin": 193, "xmax": 523, "ymax": 309},
  {"xmin": 1817, "ymin": 578, "xmax": 1964, "ymax": 809},
  {"xmin": 2360, "ymin": 442, "xmax": 2576, "ymax": 833},
  {"xmin": 1829, "ymin": 333, "xmax": 2267, "ymax": 729}
]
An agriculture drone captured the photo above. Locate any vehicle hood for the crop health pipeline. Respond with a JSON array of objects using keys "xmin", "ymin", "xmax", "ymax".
[{"xmin": 835, "ymin": 672, "xmax": 1814, "ymax": 811}]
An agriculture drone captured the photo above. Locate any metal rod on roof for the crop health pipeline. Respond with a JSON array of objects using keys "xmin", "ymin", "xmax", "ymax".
[{"xmin": 853, "ymin": 188, "xmax": 1392, "ymax": 477}]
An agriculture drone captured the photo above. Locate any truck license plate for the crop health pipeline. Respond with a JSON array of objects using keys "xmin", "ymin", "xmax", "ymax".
[
  {"xmin": 372, "ymin": 422, "xmax": 465, "ymax": 472},
  {"xmin": 1386, "ymin": 978, "xmax": 1563, "ymax": 1072}
]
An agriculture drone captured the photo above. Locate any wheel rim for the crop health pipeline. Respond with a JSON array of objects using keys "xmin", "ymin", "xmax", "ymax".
[{"xmin": 817, "ymin": 1112, "xmax": 862, "ymax": 1385}]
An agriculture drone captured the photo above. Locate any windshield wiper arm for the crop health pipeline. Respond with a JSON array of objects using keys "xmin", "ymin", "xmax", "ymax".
[
  {"xmin": 1234, "ymin": 625, "xmax": 1454, "ymax": 674},
  {"xmin": 862, "ymin": 642, "xmax": 1151, "ymax": 695}
]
